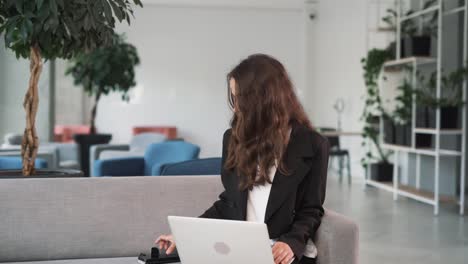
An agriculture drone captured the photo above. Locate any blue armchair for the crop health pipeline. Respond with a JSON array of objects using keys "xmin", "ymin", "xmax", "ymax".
[
  {"xmin": 93, "ymin": 141, "xmax": 200, "ymax": 177},
  {"xmin": 160, "ymin": 158, "xmax": 222, "ymax": 176},
  {"xmin": 0, "ymin": 157, "xmax": 47, "ymax": 170}
]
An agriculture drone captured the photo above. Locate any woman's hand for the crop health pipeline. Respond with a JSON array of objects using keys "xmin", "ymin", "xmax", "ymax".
[
  {"xmin": 272, "ymin": 241, "xmax": 295, "ymax": 264},
  {"xmin": 155, "ymin": 234, "xmax": 176, "ymax": 254}
]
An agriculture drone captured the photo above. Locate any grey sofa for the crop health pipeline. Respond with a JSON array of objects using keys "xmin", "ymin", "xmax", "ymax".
[{"xmin": 0, "ymin": 176, "xmax": 359, "ymax": 264}]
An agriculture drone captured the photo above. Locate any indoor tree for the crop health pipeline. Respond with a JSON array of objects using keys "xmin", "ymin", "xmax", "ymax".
[
  {"xmin": 66, "ymin": 33, "xmax": 140, "ymax": 134},
  {"xmin": 0, "ymin": 0, "xmax": 142, "ymax": 176}
]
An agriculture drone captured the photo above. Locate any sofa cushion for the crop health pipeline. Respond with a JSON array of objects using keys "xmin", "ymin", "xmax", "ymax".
[
  {"xmin": 0, "ymin": 157, "xmax": 47, "ymax": 170},
  {"xmin": 0, "ymin": 176, "xmax": 222, "ymax": 262}
]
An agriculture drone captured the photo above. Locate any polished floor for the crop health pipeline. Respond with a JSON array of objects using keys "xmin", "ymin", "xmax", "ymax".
[{"xmin": 324, "ymin": 174, "xmax": 468, "ymax": 264}]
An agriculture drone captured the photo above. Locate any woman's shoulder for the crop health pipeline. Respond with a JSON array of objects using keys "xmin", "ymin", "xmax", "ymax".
[
  {"xmin": 292, "ymin": 124, "xmax": 329, "ymax": 156},
  {"xmin": 294, "ymin": 124, "xmax": 327, "ymax": 142},
  {"xmin": 221, "ymin": 129, "xmax": 234, "ymax": 151},
  {"xmin": 222, "ymin": 129, "xmax": 232, "ymax": 144},
  {"xmin": 223, "ymin": 128, "xmax": 232, "ymax": 138}
]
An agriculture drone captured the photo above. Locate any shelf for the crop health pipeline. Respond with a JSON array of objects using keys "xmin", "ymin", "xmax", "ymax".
[
  {"xmin": 382, "ymin": 143, "xmax": 462, "ymax": 156},
  {"xmin": 383, "ymin": 57, "xmax": 436, "ymax": 71},
  {"xmin": 400, "ymin": 5, "xmax": 439, "ymax": 22},
  {"xmin": 374, "ymin": 27, "xmax": 397, "ymax": 33},
  {"xmin": 320, "ymin": 131, "xmax": 361, "ymax": 137},
  {"xmin": 443, "ymin": 6, "xmax": 465, "ymax": 16},
  {"xmin": 368, "ymin": 0, "xmax": 467, "ymax": 215},
  {"xmin": 365, "ymin": 180, "xmax": 457, "ymax": 204},
  {"xmin": 413, "ymin": 128, "xmax": 463, "ymax": 135}
]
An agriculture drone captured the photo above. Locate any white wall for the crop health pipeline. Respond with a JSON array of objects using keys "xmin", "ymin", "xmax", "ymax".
[
  {"xmin": 0, "ymin": 42, "xmax": 51, "ymax": 142},
  {"xmin": 52, "ymin": 0, "xmax": 371, "ymax": 177},
  {"xmin": 55, "ymin": 59, "xmax": 92, "ymax": 126},
  {"xmin": 306, "ymin": 0, "xmax": 369, "ymax": 178},
  {"xmin": 143, "ymin": 0, "xmax": 304, "ymax": 9},
  {"xmin": 92, "ymin": 4, "xmax": 307, "ymax": 157}
]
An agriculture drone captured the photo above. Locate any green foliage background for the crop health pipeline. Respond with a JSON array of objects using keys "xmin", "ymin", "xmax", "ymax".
[
  {"xmin": 0, "ymin": 0, "xmax": 142, "ymax": 59},
  {"xmin": 67, "ymin": 33, "xmax": 140, "ymax": 101}
]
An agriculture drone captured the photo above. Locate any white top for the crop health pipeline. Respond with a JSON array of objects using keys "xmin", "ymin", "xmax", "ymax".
[{"xmin": 246, "ymin": 165, "xmax": 318, "ymax": 259}]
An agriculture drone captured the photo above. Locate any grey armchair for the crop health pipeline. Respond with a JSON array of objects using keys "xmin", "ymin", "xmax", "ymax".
[{"xmin": 1, "ymin": 133, "xmax": 79, "ymax": 170}]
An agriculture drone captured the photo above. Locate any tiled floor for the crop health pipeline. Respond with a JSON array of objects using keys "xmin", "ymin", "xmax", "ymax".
[{"xmin": 324, "ymin": 174, "xmax": 468, "ymax": 264}]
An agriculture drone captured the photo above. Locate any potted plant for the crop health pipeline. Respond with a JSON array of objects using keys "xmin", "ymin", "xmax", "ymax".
[
  {"xmin": 361, "ymin": 48, "xmax": 394, "ymax": 182},
  {"xmin": 0, "ymin": 0, "xmax": 142, "ymax": 177},
  {"xmin": 382, "ymin": 0, "xmax": 437, "ymax": 58},
  {"xmin": 66, "ymin": 34, "xmax": 140, "ymax": 176},
  {"xmin": 416, "ymin": 68, "xmax": 468, "ymax": 129},
  {"xmin": 391, "ymin": 75, "xmax": 433, "ymax": 148},
  {"xmin": 382, "ymin": 113, "xmax": 395, "ymax": 144},
  {"xmin": 393, "ymin": 77, "xmax": 413, "ymax": 146}
]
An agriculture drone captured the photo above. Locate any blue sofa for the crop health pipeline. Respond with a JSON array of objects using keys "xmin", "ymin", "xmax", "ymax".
[
  {"xmin": 160, "ymin": 157, "xmax": 222, "ymax": 175},
  {"xmin": 0, "ymin": 157, "xmax": 47, "ymax": 170},
  {"xmin": 93, "ymin": 141, "xmax": 200, "ymax": 176}
]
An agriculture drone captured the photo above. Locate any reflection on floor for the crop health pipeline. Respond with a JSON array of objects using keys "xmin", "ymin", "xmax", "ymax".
[{"xmin": 324, "ymin": 175, "xmax": 468, "ymax": 264}]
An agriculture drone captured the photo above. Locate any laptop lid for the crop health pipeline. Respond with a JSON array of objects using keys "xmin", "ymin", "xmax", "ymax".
[{"xmin": 168, "ymin": 216, "xmax": 274, "ymax": 264}]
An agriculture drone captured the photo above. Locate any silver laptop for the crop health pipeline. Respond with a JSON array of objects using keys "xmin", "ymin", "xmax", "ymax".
[{"xmin": 168, "ymin": 216, "xmax": 274, "ymax": 264}]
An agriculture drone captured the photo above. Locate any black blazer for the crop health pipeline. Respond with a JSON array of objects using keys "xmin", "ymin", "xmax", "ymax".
[{"xmin": 200, "ymin": 124, "xmax": 330, "ymax": 260}]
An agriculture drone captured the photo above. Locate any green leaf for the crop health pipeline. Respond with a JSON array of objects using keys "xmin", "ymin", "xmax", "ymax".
[
  {"xmin": 20, "ymin": 20, "xmax": 29, "ymax": 43},
  {"xmin": 109, "ymin": 1, "xmax": 123, "ymax": 21},
  {"xmin": 83, "ymin": 14, "xmax": 91, "ymax": 30},
  {"xmin": 102, "ymin": 0, "xmax": 113, "ymax": 22},
  {"xmin": 115, "ymin": 0, "xmax": 125, "ymax": 7},
  {"xmin": 125, "ymin": 12, "xmax": 130, "ymax": 25},
  {"xmin": 37, "ymin": 0, "xmax": 44, "ymax": 9},
  {"xmin": 49, "ymin": 0, "xmax": 58, "ymax": 16},
  {"xmin": 25, "ymin": 18, "xmax": 33, "ymax": 33},
  {"xmin": 15, "ymin": 1, "xmax": 23, "ymax": 14},
  {"xmin": 133, "ymin": 0, "xmax": 143, "ymax": 7},
  {"xmin": 56, "ymin": 0, "xmax": 64, "ymax": 8}
]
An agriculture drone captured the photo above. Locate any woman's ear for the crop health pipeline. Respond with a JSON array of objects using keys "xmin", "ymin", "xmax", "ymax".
[
  {"xmin": 229, "ymin": 77, "xmax": 238, "ymax": 113},
  {"xmin": 229, "ymin": 77, "xmax": 237, "ymax": 96}
]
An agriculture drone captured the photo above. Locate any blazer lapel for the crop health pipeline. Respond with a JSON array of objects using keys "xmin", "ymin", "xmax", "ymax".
[
  {"xmin": 231, "ymin": 168, "xmax": 248, "ymax": 220},
  {"xmin": 235, "ymin": 124, "xmax": 316, "ymax": 222},
  {"xmin": 239, "ymin": 188, "xmax": 248, "ymax": 220},
  {"xmin": 264, "ymin": 125, "xmax": 315, "ymax": 222},
  {"xmin": 264, "ymin": 155, "xmax": 310, "ymax": 222}
]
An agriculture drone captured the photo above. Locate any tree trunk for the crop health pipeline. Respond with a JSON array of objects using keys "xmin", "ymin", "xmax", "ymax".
[
  {"xmin": 21, "ymin": 45, "xmax": 43, "ymax": 176},
  {"xmin": 90, "ymin": 92, "xmax": 101, "ymax": 134}
]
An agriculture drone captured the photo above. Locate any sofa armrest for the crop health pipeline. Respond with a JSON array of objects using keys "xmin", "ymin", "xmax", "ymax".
[
  {"xmin": 315, "ymin": 209, "xmax": 359, "ymax": 264},
  {"xmin": 93, "ymin": 157, "xmax": 144, "ymax": 177},
  {"xmin": 90, "ymin": 144, "xmax": 130, "ymax": 160},
  {"xmin": 150, "ymin": 162, "xmax": 165, "ymax": 176},
  {"xmin": 89, "ymin": 144, "xmax": 130, "ymax": 176},
  {"xmin": 99, "ymin": 150, "xmax": 144, "ymax": 160},
  {"xmin": 43, "ymin": 142, "xmax": 78, "ymax": 162}
]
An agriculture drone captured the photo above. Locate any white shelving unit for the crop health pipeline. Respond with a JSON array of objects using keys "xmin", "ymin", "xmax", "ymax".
[{"xmin": 365, "ymin": 0, "xmax": 467, "ymax": 215}]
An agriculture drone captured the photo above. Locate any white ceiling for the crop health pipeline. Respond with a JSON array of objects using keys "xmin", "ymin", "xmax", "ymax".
[{"xmin": 142, "ymin": 0, "xmax": 308, "ymax": 9}]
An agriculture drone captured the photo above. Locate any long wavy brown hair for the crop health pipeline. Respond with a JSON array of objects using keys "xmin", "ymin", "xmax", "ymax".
[{"xmin": 225, "ymin": 54, "xmax": 312, "ymax": 190}]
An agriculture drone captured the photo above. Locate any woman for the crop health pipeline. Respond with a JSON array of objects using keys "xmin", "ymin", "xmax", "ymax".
[{"xmin": 156, "ymin": 54, "xmax": 329, "ymax": 264}]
